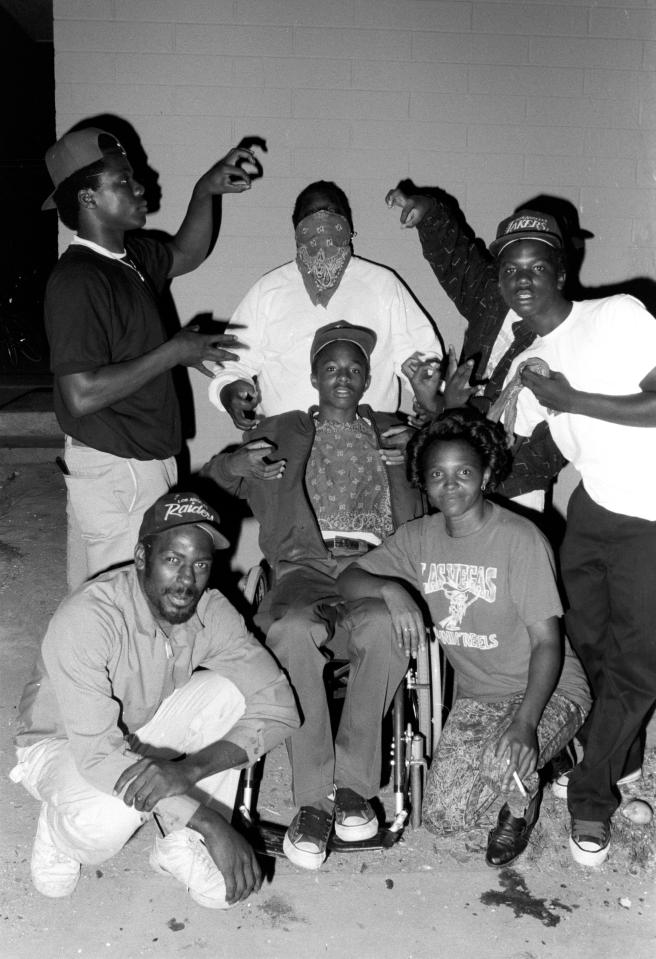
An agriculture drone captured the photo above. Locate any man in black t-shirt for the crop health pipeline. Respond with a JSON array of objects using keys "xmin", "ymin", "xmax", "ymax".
[{"xmin": 42, "ymin": 126, "xmax": 258, "ymax": 588}]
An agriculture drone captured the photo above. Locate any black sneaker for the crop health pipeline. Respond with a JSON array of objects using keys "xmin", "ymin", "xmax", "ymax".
[
  {"xmin": 334, "ymin": 787, "xmax": 378, "ymax": 841},
  {"xmin": 485, "ymin": 792, "xmax": 541, "ymax": 867},
  {"xmin": 283, "ymin": 805, "xmax": 334, "ymax": 870}
]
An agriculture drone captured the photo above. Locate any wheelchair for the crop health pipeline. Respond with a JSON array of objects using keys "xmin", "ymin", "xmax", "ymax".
[{"xmin": 237, "ymin": 563, "xmax": 447, "ymax": 856}]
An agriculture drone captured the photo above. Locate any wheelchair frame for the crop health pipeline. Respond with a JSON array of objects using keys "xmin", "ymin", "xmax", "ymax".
[{"xmin": 238, "ymin": 563, "xmax": 446, "ymax": 856}]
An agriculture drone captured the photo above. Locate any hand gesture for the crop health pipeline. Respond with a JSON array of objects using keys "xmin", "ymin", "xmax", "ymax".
[
  {"xmin": 228, "ymin": 439, "xmax": 286, "ymax": 480},
  {"xmin": 379, "ymin": 424, "xmax": 415, "ymax": 466},
  {"xmin": 220, "ymin": 379, "xmax": 263, "ymax": 429},
  {"xmin": 402, "ymin": 351, "xmax": 442, "ymax": 414},
  {"xmin": 199, "ymin": 146, "xmax": 262, "ymax": 195},
  {"xmin": 385, "ymin": 188, "xmax": 433, "ymax": 228},
  {"xmin": 113, "ymin": 757, "xmax": 193, "ymax": 813},
  {"xmin": 443, "ymin": 347, "xmax": 478, "ymax": 408},
  {"xmin": 380, "ymin": 582, "xmax": 426, "ymax": 658},
  {"xmin": 408, "ymin": 398, "xmax": 431, "ymax": 429},
  {"xmin": 173, "ymin": 326, "xmax": 242, "ymax": 378},
  {"xmin": 520, "ymin": 368, "xmax": 571, "ymax": 414}
]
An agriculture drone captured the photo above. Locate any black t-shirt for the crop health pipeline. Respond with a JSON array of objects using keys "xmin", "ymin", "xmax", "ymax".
[{"xmin": 45, "ymin": 237, "xmax": 181, "ymax": 460}]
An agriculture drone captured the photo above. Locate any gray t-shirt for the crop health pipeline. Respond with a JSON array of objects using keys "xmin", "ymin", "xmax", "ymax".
[{"xmin": 353, "ymin": 503, "xmax": 590, "ymax": 710}]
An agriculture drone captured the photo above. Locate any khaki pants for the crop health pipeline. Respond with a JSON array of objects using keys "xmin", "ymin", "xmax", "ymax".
[
  {"xmin": 10, "ymin": 673, "xmax": 244, "ymax": 864},
  {"xmin": 63, "ymin": 437, "xmax": 177, "ymax": 591}
]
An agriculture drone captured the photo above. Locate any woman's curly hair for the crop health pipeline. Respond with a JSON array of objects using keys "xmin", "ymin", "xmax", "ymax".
[{"xmin": 407, "ymin": 407, "xmax": 512, "ymax": 492}]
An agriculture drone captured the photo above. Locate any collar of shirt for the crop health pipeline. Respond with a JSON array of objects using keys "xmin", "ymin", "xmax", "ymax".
[{"xmin": 71, "ymin": 235, "xmax": 127, "ymax": 260}]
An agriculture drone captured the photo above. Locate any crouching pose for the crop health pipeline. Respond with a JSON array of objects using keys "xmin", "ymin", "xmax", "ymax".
[
  {"xmin": 11, "ymin": 493, "xmax": 298, "ymax": 907},
  {"xmin": 202, "ymin": 321, "xmax": 424, "ymax": 869},
  {"xmin": 338, "ymin": 410, "xmax": 590, "ymax": 866}
]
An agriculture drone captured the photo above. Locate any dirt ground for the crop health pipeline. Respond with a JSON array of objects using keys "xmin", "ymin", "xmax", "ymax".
[{"xmin": 1, "ymin": 459, "xmax": 655, "ymax": 959}]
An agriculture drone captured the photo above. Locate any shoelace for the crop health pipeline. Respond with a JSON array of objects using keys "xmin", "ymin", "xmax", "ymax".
[
  {"xmin": 571, "ymin": 819, "xmax": 609, "ymax": 845},
  {"xmin": 335, "ymin": 789, "xmax": 370, "ymax": 819},
  {"xmin": 296, "ymin": 806, "xmax": 334, "ymax": 841}
]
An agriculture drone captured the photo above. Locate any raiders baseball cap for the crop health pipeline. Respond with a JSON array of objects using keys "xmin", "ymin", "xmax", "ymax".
[
  {"xmin": 310, "ymin": 320, "xmax": 377, "ymax": 364},
  {"xmin": 42, "ymin": 127, "xmax": 126, "ymax": 211},
  {"xmin": 489, "ymin": 209, "xmax": 564, "ymax": 257},
  {"xmin": 139, "ymin": 493, "xmax": 229, "ymax": 550}
]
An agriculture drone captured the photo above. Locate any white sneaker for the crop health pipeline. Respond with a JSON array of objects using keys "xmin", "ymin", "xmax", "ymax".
[
  {"xmin": 554, "ymin": 766, "xmax": 642, "ymax": 800},
  {"xmin": 150, "ymin": 827, "xmax": 230, "ymax": 909},
  {"xmin": 552, "ymin": 769, "xmax": 571, "ymax": 800},
  {"xmin": 31, "ymin": 805, "xmax": 81, "ymax": 898},
  {"xmin": 617, "ymin": 767, "xmax": 642, "ymax": 787},
  {"xmin": 569, "ymin": 818, "xmax": 611, "ymax": 867}
]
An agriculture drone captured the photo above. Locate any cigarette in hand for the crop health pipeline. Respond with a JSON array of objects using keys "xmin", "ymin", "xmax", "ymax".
[{"xmin": 512, "ymin": 770, "xmax": 528, "ymax": 798}]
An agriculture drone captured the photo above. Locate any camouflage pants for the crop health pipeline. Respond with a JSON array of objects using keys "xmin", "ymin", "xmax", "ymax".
[{"xmin": 422, "ymin": 692, "xmax": 585, "ymax": 836}]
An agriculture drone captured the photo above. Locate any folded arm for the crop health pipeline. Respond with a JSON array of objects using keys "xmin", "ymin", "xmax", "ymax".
[{"xmin": 521, "ymin": 366, "xmax": 656, "ymax": 427}]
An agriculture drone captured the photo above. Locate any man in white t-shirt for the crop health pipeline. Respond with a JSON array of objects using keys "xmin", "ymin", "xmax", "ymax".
[
  {"xmin": 209, "ymin": 180, "xmax": 441, "ymax": 427},
  {"xmin": 494, "ymin": 210, "xmax": 656, "ymax": 868}
]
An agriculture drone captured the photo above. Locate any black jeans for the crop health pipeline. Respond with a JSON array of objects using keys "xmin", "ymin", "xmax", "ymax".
[{"xmin": 561, "ymin": 484, "xmax": 656, "ymax": 821}]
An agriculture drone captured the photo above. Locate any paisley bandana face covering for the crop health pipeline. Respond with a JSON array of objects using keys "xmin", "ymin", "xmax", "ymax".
[{"xmin": 295, "ymin": 211, "xmax": 353, "ymax": 306}]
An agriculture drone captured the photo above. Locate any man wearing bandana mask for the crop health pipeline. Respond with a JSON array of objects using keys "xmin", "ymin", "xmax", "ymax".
[
  {"xmin": 209, "ymin": 181, "xmax": 441, "ymax": 429},
  {"xmin": 295, "ymin": 209, "xmax": 353, "ymax": 307}
]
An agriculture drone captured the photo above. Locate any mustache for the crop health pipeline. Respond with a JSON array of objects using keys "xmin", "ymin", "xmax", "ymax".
[{"xmin": 165, "ymin": 586, "xmax": 199, "ymax": 600}]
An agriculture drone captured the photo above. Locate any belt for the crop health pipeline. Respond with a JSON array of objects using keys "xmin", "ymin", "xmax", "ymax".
[{"xmin": 323, "ymin": 537, "xmax": 373, "ymax": 553}]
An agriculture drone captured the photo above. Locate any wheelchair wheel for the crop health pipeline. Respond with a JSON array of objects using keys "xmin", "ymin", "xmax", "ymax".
[{"xmin": 240, "ymin": 563, "xmax": 269, "ymax": 608}]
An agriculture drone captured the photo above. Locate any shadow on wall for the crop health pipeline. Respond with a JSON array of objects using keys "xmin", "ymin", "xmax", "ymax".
[
  {"xmin": 519, "ymin": 193, "xmax": 656, "ymax": 318},
  {"xmin": 397, "ymin": 179, "xmax": 656, "ymax": 318}
]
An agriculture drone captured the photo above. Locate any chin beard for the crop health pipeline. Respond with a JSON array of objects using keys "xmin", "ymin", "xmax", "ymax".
[
  {"xmin": 161, "ymin": 606, "xmax": 196, "ymax": 625},
  {"xmin": 159, "ymin": 590, "xmax": 201, "ymax": 625}
]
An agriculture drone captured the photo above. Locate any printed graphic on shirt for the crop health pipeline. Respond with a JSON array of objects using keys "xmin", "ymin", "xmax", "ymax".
[{"xmin": 421, "ymin": 562, "xmax": 498, "ymax": 650}]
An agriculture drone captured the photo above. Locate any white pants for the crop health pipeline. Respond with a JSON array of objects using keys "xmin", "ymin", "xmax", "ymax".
[
  {"xmin": 63, "ymin": 438, "xmax": 177, "ymax": 591},
  {"xmin": 10, "ymin": 672, "xmax": 245, "ymax": 865}
]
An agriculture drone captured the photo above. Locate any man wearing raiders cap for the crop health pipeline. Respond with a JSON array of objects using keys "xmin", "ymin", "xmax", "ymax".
[
  {"xmin": 42, "ymin": 125, "xmax": 259, "ymax": 589},
  {"xmin": 11, "ymin": 493, "xmax": 298, "ymax": 907}
]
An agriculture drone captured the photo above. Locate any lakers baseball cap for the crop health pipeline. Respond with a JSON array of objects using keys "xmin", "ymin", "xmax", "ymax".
[
  {"xmin": 310, "ymin": 320, "xmax": 377, "ymax": 364},
  {"xmin": 42, "ymin": 127, "xmax": 126, "ymax": 211},
  {"xmin": 138, "ymin": 493, "xmax": 229, "ymax": 550},
  {"xmin": 489, "ymin": 209, "xmax": 563, "ymax": 257}
]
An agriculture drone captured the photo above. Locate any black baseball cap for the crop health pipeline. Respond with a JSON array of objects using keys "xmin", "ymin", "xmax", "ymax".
[
  {"xmin": 490, "ymin": 209, "xmax": 564, "ymax": 257},
  {"xmin": 139, "ymin": 493, "xmax": 229, "ymax": 550}
]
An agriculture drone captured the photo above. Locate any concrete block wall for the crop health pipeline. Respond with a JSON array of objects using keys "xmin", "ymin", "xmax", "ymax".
[{"xmin": 52, "ymin": 0, "xmax": 654, "ymax": 552}]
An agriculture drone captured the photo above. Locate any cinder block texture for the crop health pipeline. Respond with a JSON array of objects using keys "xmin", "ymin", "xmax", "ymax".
[{"xmin": 52, "ymin": 0, "xmax": 655, "ymax": 474}]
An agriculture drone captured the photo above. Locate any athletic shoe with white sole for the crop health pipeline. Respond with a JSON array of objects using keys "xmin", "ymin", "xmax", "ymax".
[
  {"xmin": 150, "ymin": 827, "xmax": 230, "ymax": 909},
  {"xmin": 283, "ymin": 805, "xmax": 334, "ymax": 870},
  {"xmin": 617, "ymin": 767, "xmax": 643, "ymax": 787},
  {"xmin": 334, "ymin": 788, "xmax": 378, "ymax": 842},
  {"xmin": 553, "ymin": 766, "xmax": 642, "ymax": 800},
  {"xmin": 31, "ymin": 804, "xmax": 81, "ymax": 898},
  {"xmin": 569, "ymin": 818, "xmax": 611, "ymax": 867}
]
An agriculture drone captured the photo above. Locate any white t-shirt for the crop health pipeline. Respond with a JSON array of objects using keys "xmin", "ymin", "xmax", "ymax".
[
  {"xmin": 208, "ymin": 256, "xmax": 441, "ymax": 415},
  {"xmin": 505, "ymin": 294, "xmax": 656, "ymax": 520}
]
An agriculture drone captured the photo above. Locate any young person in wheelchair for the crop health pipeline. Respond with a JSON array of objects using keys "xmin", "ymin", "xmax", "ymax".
[
  {"xmin": 201, "ymin": 320, "xmax": 426, "ymax": 870},
  {"xmin": 338, "ymin": 409, "xmax": 591, "ymax": 867}
]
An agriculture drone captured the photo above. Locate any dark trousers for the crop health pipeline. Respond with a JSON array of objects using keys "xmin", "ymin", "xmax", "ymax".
[
  {"xmin": 561, "ymin": 484, "xmax": 656, "ymax": 821},
  {"xmin": 256, "ymin": 563, "xmax": 408, "ymax": 807}
]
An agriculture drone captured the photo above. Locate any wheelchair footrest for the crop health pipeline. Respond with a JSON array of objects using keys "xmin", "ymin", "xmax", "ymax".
[{"xmin": 244, "ymin": 817, "xmax": 405, "ymax": 859}]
